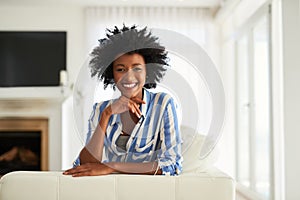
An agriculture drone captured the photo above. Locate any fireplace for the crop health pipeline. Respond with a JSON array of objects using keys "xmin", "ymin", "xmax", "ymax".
[{"xmin": 0, "ymin": 118, "xmax": 48, "ymax": 176}]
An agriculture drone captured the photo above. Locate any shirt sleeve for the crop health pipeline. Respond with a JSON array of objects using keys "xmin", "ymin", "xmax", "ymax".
[{"xmin": 157, "ymin": 97, "xmax": 183, "ymax": 175}]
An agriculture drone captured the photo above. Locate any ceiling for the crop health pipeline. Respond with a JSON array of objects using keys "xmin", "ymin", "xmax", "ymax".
[{"xmin": 0, "ymin": 0, "xmax": 223, "ymax": 8}]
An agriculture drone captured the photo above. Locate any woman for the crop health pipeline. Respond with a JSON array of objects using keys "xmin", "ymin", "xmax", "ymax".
[{"xmin": 63, "ymin": 25, "xmax": 182, "ymax": 177}]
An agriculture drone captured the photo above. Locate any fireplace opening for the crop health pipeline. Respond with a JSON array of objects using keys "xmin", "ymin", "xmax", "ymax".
[
  {"xmin": 0, "ymin": 118, "xmax": 48, "ymax": 177},
  {"xmin": 0, "ymin": 131, "xmax": 41, "ymax": 175}
]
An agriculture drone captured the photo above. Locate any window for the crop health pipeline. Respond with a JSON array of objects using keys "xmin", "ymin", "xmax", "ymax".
[{"xmin": 236, "ymin": 7, "xmax": 273, "ymax": 200}]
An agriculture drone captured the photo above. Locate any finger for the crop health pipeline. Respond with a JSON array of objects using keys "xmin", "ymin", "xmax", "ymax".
[
  {"xmin": 72, "ymin": 171, "xmax": 92, "ymax": 177},
  {"xmin": 131, "ymin": 103, "xmax": 142, "ymax": 117},
  {"xmin": 129, "ymin": 102, "xmax": 136, "ymax": 114},
  {"xmin": 127, "ymin": 101, "xmax": 140, "ymax": 117},
  {"xmin": 130, "ymin": 97, "xmax": 146, "ymax": 104},
  {"xmin": 63, "ymin": 165, "xmax": 86, "ymax": 175},
  {"xmin": 63, "ymin": 168, "xmax": 76, "ymax": 174}
]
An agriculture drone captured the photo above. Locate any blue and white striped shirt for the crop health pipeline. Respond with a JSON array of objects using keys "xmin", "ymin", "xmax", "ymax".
[{"xmin": 74, "ymin": 89, "xmax": 183, "ymax": 175}]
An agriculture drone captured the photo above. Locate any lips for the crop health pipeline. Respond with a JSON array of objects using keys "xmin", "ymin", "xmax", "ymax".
[{"xmin": 122, "ymin": 83, "xmax": 138, "ymax": 88}]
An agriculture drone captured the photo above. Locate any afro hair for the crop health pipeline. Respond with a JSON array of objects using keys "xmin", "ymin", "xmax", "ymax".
[{"xmin": 89, "ymin": 24, "xmax": 169, "ymax": 89}]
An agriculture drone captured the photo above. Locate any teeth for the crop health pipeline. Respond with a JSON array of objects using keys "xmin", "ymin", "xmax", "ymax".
[{"xmin": 123, "ymin": 83, "xmax": 136, "ymax": 88}]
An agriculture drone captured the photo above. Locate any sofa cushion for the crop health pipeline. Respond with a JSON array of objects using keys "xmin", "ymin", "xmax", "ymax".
[{"xmin": 181, "ymin": 126, "xmax": 219, "ymax": 173}]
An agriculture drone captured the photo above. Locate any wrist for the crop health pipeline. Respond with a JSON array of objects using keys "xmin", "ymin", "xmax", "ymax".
[
  {"xmin": 106, "ymin": 162, "xmax": 118, "ymax": 173},
  {"xmin": 103, "ymin": 106, "xmax": 112, "ymax": 117}
]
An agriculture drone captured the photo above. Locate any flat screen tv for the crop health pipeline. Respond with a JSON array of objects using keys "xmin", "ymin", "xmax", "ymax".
[{"xmin": 0, "ymin": 31, "xmax": 66, "ymax": 87}]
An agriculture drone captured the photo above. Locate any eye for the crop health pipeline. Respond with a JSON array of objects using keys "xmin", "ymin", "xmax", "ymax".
[
  {"xmin": 133, "ymin": 67, "xmax": 142, "ymax": 72},
  {"xmin": 132, "ymin": 64, "xmax": 144, "ymax": 72},
  {"xmin": 115, "ymin": 68, "xmax": 125, "ymax": 72}
]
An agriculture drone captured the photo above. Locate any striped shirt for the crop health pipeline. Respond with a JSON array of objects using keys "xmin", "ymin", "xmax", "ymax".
[{"xmin": 74, "ymin": 89, "xmax": 183, "ymax": 175}]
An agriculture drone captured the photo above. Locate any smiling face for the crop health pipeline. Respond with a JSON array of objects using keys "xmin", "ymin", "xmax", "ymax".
[{"xmin": 113, "ymin": 53, "xmax": 146, "ymax": 99}]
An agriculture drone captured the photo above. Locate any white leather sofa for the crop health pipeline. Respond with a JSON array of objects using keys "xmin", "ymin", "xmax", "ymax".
[
  {"xmin": 0, "ymin": 168, "xmax": 234, "ymax": 200},
  {"xmin": 0, "ymin": 127, "xmax": 235, "ymax": 200}
]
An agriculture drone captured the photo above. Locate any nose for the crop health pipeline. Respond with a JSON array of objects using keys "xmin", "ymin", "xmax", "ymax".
[{"xmin": 122, "ymin": 69, "xmax": 135, "ymax": 82}]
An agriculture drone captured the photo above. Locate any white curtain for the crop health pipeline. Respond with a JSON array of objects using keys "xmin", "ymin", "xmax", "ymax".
[{"xmin": 84, "ymin": 7, "xmax": 215, "ymax": 54}]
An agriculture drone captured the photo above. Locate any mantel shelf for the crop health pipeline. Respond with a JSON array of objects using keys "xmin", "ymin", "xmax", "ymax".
[{"xmin": 0, "ymin": 86, "xmax": 71, "ymax": 101}]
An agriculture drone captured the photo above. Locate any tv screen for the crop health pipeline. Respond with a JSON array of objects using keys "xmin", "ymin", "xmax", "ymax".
[{"xmin": 0, "ymin": 31, "xmax": 66, "ymax": 87}]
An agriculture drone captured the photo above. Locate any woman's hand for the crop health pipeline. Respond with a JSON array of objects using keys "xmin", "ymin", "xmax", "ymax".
[
  {"xmin": 63, "ymin": 163, "xmax": 115, "ymax": 177},
  {"xmin": 109, "ymin": 96, "xmax": 145, "ymax": 118},
  {"xmin": 63, "ymin": 162, "xmax": 162, "ymax": 176}
]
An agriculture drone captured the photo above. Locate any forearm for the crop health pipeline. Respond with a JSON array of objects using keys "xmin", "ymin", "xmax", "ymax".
[
  {"xmin": 80, "ymin": 107, "xmax": 112, "ymax": 164},
  {"xmin": 106, "ymin": 161, "xmax": 162, "ymax": 175}
]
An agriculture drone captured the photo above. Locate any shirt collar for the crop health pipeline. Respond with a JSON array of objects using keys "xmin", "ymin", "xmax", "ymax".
[{"xmin": 140, "ymin": 88, "xmax": 149, "ymax": 117}]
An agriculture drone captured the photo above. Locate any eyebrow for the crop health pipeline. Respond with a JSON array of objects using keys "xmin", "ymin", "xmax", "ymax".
[
  {"xmin": 114, "ymin": 63, "xmax": 125, "ymax": 67},
  {"xmin": 114, "ymin": 63, "xmax": 143, "ymax": 67},
  {"xmin": 132, "ymin": 63, "xmax": 143, "ymax": 66}
]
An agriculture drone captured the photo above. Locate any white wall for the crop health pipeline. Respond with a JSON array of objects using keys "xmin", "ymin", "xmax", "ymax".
[
  {"xmin": 0, "ymin": 5, "xmax": 85, "ymax": 170},
  {"xmin": 62, "ymin": 96, "xmax": 83, "ymax": 170},
  {"xmin": 281, "ymin": 0, "xmax": 300, "ymax": 199}
]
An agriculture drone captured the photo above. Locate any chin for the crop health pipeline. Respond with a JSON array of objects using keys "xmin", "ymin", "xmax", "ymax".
[
  {"xmin": 123, "ymin": 89, "xmax": 142, "ymax": 98},
  {"xmin": 123, "ymin": 92, "xmax": 137, "ymax": 98}
]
